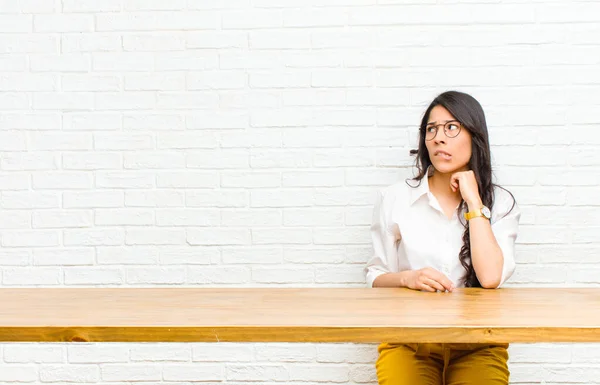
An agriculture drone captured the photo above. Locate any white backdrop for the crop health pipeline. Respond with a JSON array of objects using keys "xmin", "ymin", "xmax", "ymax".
[{"xmin": 1, "ymin": 0, "xmax": 599, "ymax": 383}]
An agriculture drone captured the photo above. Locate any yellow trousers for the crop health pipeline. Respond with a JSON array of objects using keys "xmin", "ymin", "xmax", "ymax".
[{"xmin": 376, "ymin": 342, "xmax": 510, "ymax": 385}]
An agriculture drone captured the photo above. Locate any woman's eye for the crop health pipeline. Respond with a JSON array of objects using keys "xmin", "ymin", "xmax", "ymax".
[
  {"xmin": 426, "ymin": 127, "xmax": 436, "ymax": 133},
  {"xmin": 447, "ymin": 124, "xmax": 459, "ymax": 131}
]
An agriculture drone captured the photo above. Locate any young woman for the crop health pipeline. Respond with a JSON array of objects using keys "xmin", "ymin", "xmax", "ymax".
[{"xmin": 365, "ymin": 91, "xmax": 520, "ymax": 385}]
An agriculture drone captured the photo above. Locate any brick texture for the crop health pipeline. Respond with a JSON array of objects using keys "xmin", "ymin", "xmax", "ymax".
[{"xmin": 0, "ymin": 0, "xmax": 599, "ymax": 383}]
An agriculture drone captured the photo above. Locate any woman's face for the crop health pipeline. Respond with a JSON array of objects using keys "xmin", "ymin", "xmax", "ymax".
[{"xmin": 424, "ymin": 105, "xmax": 472, "ymax": 175}]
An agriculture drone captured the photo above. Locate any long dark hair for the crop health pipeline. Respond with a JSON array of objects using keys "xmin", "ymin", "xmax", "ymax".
[{"xmin": 408, "ymin": 91, "xmax": 514, "ymax": 287}]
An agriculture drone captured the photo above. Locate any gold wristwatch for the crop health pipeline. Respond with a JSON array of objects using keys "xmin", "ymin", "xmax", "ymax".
[{"xmin": 464, "ymin": 205, "xmax": 491, "ymax": 221}]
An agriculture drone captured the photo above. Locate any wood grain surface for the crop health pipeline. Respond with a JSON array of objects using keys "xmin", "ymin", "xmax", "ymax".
[{"xmin": 1, "ymin": 288, "xmax": 598, "ymax": 343}]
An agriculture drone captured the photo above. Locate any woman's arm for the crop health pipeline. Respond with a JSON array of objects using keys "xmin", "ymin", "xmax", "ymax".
[
  {"xmin": 374, "ymin": 269, "xmax": 455, "ymax": 292},
  {"xmin": 452, "ymin": 171, "xmax": 520, "ymax": 289},
  {"xmin": 470, "ymin": 194, "xmax": 520, "ymax": 289},
  {"xmin": 466, "ymin": 200, "xmax": 504, "ymax": 289},
  {"xmin": 373, "ymin": 272, "xmax": 409, "ymax": 288}
]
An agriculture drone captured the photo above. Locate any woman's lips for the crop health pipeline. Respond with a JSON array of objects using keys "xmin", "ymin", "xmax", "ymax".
[{"xmin": 434, "ymin": 151, "xmax": 452, "ymax": 160}]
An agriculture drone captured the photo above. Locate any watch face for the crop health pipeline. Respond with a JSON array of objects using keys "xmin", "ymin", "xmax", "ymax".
[{"xmin": 482, "ymin": 206, "xmax": 491, "ymax": 219}]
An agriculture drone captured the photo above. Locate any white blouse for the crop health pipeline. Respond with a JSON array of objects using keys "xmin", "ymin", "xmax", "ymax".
[{"xmin": 364, "ymin": 175, "xmax": 521, "ymax": 288}]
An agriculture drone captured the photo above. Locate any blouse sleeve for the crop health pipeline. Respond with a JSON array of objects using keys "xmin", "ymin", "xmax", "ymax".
[
  {"xmin": 364, "ymin": 189, "xmax": 400, "ymax": 288},
  {"xmin": 492, "ymin": 191, "xmax": 521, "ymax": 288}
]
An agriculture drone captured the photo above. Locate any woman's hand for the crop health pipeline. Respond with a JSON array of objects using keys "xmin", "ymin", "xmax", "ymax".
[
  {"xmin": 403, "ymin": 268, "xmax": 455, "ymax": 292},
  {"xmin": 450, "ymin": 170, "xmax": 482, "ymax": 209}
]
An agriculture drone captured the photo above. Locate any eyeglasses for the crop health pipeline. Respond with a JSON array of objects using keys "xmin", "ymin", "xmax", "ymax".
[{"xmin": 423, "ymin": 120, "xmax": 462, "ymax": 141}]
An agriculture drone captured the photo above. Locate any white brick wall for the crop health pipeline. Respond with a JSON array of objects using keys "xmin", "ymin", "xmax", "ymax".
[{"xmin": 0, "ymin": 0, "xmax": 599, "ymax": 383}]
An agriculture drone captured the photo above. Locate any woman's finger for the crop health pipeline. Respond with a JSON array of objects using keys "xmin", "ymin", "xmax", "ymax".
[
  {"xmin": 428, "ymin": 270, "xmax": 455, "ymax": 292},
  {"xmin": 423, "ymin": 277, "xmax": 446, "ymax": 292},
  {"xmin": 450, "ymin": 174, "xmax": 460, "ymax": 192},
  {"xmin": 419, "ymin": 282, "xmax": 437, "ymax": 292}
]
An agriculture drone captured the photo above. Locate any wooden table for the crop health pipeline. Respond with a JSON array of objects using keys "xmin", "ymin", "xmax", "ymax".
[{"xmin": 1, "ymin": 288, "xmax": 599, "ymax": 343}]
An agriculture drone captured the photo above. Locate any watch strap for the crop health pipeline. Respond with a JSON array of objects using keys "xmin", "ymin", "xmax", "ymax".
[{"xmin": 464, "ymin": 208, "xmax": 482, "ymax": 221}]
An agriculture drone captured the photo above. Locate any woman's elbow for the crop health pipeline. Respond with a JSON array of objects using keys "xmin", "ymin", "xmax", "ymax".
[{"xmin": 479, "ymin": 276, "xmax": 501, "ymax": 289}]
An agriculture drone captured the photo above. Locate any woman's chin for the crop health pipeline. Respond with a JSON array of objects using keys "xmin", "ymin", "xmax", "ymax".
[
  {"xmin": 431, "ymin": 160, "xmax": 469, "ymax": 175},
  {"xmin": 431, "ymin": 162, "xmax": 456, "ymax": 174}
]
